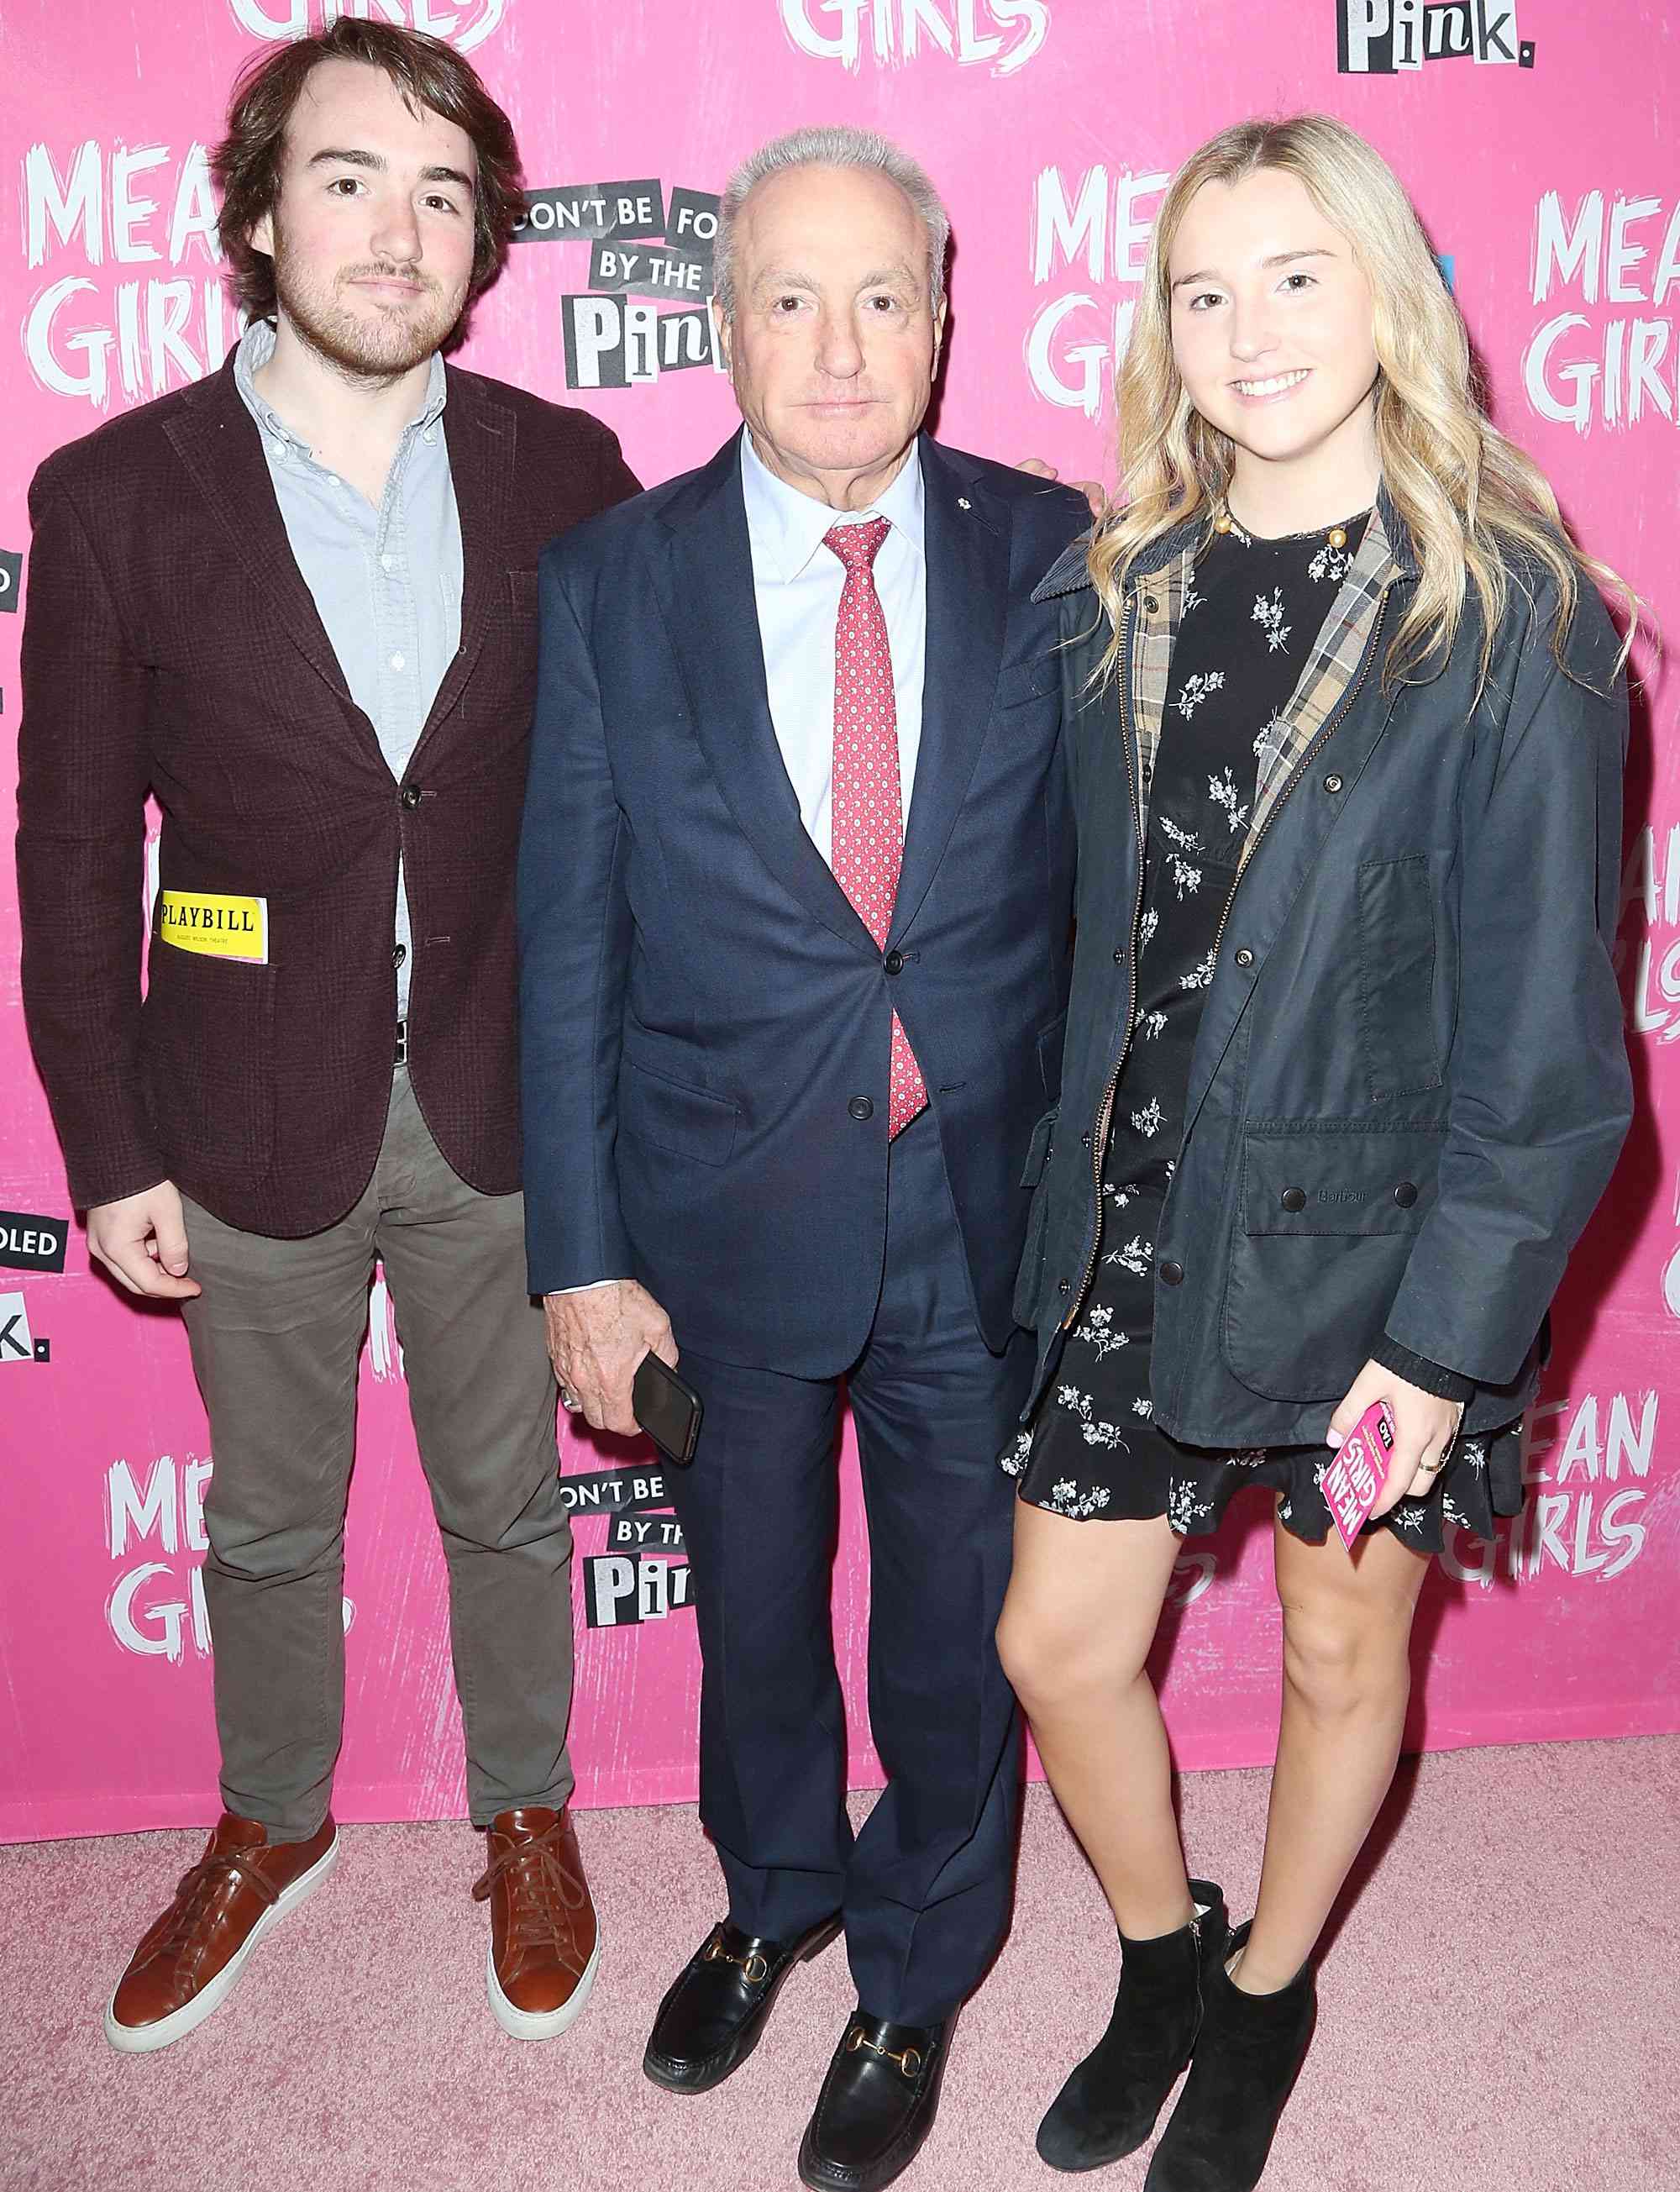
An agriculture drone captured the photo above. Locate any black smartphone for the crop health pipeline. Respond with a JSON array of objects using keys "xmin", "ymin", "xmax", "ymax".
[{"xmin": 632, "ymin": 1352, "xmax": 703, "ymax": 1467}]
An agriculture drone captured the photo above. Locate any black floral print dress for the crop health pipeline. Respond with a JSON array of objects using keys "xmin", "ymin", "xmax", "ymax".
[{"xmin": 1002, "ymin": 514, "xmax": 1525, "ymax": 1551}]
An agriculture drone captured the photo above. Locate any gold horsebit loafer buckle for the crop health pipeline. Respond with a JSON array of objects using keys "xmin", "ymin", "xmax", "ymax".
[
  {"xmin": 846, "ymin": 2024, "xmax": 923, "ymax": 2079},
  {"xmin": 702, "ymin": 1929, "xmax": 769, "ymax": 1986}
]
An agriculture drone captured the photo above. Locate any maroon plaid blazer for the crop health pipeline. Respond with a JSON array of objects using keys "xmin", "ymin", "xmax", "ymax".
[{"xmin": 16, "ymin": 353, "xmax": 639, "ymax": 1235}]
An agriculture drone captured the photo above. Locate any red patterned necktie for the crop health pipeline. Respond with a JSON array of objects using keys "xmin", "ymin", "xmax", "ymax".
[{"xmin": 825, "ymin": 517, "xmax": 927, "ymax": 1138}]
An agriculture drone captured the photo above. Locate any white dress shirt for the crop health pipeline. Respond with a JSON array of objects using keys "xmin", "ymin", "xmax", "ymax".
[{"xmin": 739, "ymin": 427, "xmax": 927, "ymax": 865}]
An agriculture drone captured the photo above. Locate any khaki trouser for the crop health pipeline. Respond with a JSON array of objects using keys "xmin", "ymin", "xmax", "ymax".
[{"xmin": 180, "ymin": 1069, "xmax": 575, "ymax": 1841}]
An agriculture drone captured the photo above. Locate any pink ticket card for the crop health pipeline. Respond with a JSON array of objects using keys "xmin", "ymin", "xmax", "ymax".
[{"xmin": 1323, "ymin": 1400, "xmax": 1398, "ymax": 1550}]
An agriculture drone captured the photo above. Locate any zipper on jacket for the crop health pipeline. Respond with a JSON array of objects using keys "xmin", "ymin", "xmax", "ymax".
[
  {"xmin": 1065, "ymin": 579, "xmax": 1395, "ymax": 1334},
  {"xmin": 1065, "ymin": 598, "xmax": 1144, "ymax": 1330}
]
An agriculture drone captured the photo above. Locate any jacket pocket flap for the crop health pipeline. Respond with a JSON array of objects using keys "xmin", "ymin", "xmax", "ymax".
[
  {"xmin": 621, "ymin": 1056, "xmax": 739, "ymax": 1165},
  {"xmin": 1020, "ymin": 1103, "xmax": 1060, "ymax": 1188},
  {"xmin": 1242, "ymin": 1123, "xmax": 1446, "ymax": 1237}
]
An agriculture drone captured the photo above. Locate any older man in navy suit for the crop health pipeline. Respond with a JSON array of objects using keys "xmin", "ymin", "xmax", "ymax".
[{"xmin": 517, "ymin": 126, "xmax": 1085, "ymax": 2191}]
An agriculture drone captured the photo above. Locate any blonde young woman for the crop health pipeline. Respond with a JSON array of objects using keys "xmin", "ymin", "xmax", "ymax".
[{"xmin": 999, "ymin": 116, "xmax": 1633, "ymax": 2191}]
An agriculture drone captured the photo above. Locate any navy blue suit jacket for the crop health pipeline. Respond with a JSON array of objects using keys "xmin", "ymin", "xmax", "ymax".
[{"xmin": 517, "ymin": 430, "xmax": 1086, "ymax": 1375}]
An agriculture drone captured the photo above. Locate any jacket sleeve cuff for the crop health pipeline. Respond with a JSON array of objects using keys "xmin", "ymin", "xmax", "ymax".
[
  {"xmin": 1370, "ymin": 1333, "xmax": 1476, "ymax": 1404},
  {"xmin": 66, "ymin": 1156, "xmax": 173, "ymax": 1216}
]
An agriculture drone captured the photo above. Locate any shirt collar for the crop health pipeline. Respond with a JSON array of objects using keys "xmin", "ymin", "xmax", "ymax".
[
  {"xmin": 233, "ymin": 318, "xmax": 449, "ymax": 457},
  {"xmin": 739, "ymin": 426, "xmax": 925, "ymax": 584}
]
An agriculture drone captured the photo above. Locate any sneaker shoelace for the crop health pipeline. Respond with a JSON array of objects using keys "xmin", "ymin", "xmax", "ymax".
[
  {"xmin": 152, "ymin": 1851, "xmax": 281, "ymax": 1987},
  {"xmin": 471, "ymin": 1817, "xmax": 590, "ymax": 1976}
]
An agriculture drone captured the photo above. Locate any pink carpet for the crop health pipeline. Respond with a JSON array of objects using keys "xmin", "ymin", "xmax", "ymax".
[{"xmin": 3, "ymin": 1738, "xmax": 1676, "ymax": 2192}]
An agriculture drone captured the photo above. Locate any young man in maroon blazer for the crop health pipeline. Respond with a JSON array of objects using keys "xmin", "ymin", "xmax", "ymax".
[{"xmin": 15, "ymin": 22, "xmax": 638, "ymax": 2053}]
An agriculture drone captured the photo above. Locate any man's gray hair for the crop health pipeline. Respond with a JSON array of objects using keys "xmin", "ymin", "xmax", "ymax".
[{"xmin": 713, "ymin": 124, "xmax": 951, "ymax": 319}]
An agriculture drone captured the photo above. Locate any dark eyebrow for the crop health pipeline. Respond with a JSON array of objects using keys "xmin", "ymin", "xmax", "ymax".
[
  {"xmin": 1170, "ymin": 247, "xmax": 1334, "ymax": 293},
  {"xmin": 306, "ymin": 146, "xmax": 474, "ymax": 194},
  {"xmin": 307, "ymin": 146, "xmax": 382, "ymax": 173}
]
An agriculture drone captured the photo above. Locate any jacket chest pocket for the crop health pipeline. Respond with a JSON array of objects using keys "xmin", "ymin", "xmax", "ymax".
[
  {"xmin": 1357, "ymin": 853, "xmax": 1452, "ymax": 1100},
  {"xmin": 992, "ymin": 654, "xmax": 1060, "ymax": 715},
  {"xmin": 1221, "ymin": 1123, "xmax": 1446, "ymax": 1401}
]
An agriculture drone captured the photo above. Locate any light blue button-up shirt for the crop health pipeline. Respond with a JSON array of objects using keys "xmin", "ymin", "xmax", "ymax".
[
  {"xmin": 234, "ymin": 319, "xmax": 464, "ymax": 1021},
  {"xmin": 739, "ymin": 428, "xmax": 927, "ymax": 865}
]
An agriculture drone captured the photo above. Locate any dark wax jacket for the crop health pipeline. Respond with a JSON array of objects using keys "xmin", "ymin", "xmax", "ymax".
[{"xmin": 1014, "ymin": 499, "xmax": 1633, "ymax": 1442}]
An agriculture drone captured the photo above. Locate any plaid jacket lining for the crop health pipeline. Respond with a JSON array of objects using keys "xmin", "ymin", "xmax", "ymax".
[{"xmin": 1126, "ymin": 506, "xmax": 1401, "ymax": 872}]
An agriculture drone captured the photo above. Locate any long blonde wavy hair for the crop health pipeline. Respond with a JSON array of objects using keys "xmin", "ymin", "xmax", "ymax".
[{"xmin": 1089, "ymin": 114, "xmax": 1630, "ymax": 687}]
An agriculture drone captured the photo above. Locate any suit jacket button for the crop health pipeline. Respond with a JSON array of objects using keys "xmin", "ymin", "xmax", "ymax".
[
  {"xmin": 1281, "ymin": 1186, "xmax": 1306, "ymax": 1212},
  {"xmin": 1159, "ymin": 1260, "xmax": 1184, "ymax": 1286},
  {"xmin": 1233, "ymin": 947, "xmax": 1255, "ymax": 970},
  {"xmin": 848, "ymin": 1095, "xmax": 874, "ymax": 1122},
  {"xmin": 1323, "ymin": 773, "xmax": 1344, "ymax": 794},
  {"xmin": 1058, "ymin": 1279, "xmax": 1071, "ymax": 1295},
  {"xmin": 884, "ymin": 949, "xmax": 904, "ymax": 976},
  {"xmin": 1394, "ymin": 1180, "xmax": 1418, "ymax": 1208}
]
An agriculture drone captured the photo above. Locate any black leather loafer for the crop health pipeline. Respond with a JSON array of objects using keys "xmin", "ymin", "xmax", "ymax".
[
  {"xmin": 643, "ymin": 1914, "xmax": 843, "ymax": 2093},
  {"xmin": 798, "ymin": 2009, "xmax": 955, "ymax": 2191}
]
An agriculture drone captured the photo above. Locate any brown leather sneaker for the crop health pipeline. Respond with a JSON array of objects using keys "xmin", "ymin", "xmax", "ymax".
[
  {"xmin": 103, "ymin": 1811, "xmax": 339, "ymax": 2053},
  {"xmin": 473, "ymin": 1806, "xmax": 600, "ymax": 2040}
]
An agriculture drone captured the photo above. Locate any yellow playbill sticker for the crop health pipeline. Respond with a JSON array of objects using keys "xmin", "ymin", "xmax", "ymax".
[{"xmin": 158, "ymin": 891, "xmax": 269, "ymax": 965}]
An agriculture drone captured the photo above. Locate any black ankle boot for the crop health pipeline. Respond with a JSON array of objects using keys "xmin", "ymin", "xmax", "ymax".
[
  {"xmin": 1036, "ymin": 1881, "xmax": 1230, "ymax": 2173},
  {"xmin": 1142, "ymin": 1921, "xmax": 1316, "ymax": 2192}
]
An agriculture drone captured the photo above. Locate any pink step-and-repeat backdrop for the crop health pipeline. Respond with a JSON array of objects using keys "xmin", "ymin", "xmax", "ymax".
[{"xmin": 2, "ymin": 0, "xmax": 1676, "ymax": 1842}]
